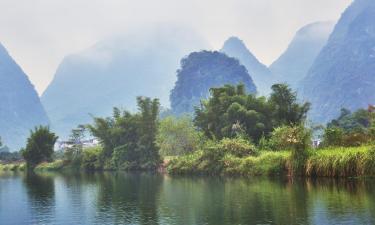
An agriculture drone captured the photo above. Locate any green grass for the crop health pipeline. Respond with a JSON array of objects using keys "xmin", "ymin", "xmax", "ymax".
[
  {"xmin": 0, "ymin": 162, "xmax": 26, "ymax": 171},
  {"xmin": 306, "ymin": 146, "xmax": 375, "ymax": 177},
  {"xmin": 167, "ymin": 150, "xmax": 290, "ymax": 176},
  {"xmin": 34, "ymin": 160, "xmax": 67, "ymax": 171},
  {"xmin": 3, "ymin": 146, "xmax": 374, "ymax": 178},
  {"xmin": 222, "ymin": 151, "xmax": 290, "ymax": 176},
  {"xmin": 167, "ymin": 146, "xmax": 375, "ymax": 177}
]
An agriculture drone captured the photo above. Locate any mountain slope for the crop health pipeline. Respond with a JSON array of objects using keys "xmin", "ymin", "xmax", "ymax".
[
  {"xmin": 220, "ymin": 37, "xmax": 274, "ymax": 95},
  {"xmin": 270, "ymin": 21, "xmax": 335, "ymax": 89},
  {"xmin": 170, "ymin": 51, "xmax": 257, "ymax": 114},
  {"xmin": 41, "ymin": 26, "xmax": 209, "ymax": 137},
  {"xmin": 300, "ymin": 0, "xmax": 375, "ymax": 123},
  {"xmin": 0, "ymin": 43, "xmax": 49, "ymax": 150}
]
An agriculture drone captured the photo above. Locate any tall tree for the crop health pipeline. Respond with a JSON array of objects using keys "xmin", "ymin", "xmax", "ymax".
[
  {"xmin": 194, "ymin": 83, "xmax": 310, "ymax": 143},
  {"xmin": 269, "ymin": 84, "xmax": 310, "ymax": 127},
  {"xmin": 87, "ymin": 97, "xmax": 161, "ymax": 169},
  {"xmin": 21, "ymin": 126, "xmax": 58, "ymax": 168}
]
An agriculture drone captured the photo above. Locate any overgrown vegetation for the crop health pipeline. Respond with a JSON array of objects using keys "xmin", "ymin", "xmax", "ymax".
[
  {"xmin": 3, "ymin": 83, "xmax": 375, "ymax": 178},
  {"xmin": 156, "ymin": 116, "xmax": 202, "ymax": 156},
  {"xmin": 166, "ymin": 85, "xmax": 375, "ymax": 177},
  {"xmin": 322, "ymin": 107, "xmax": 375, "ymax": 147},
  {"xmin": 168, "ymin": 84, "xmax": 312, "ymax": 176},
  {"xmin": 194, "ymin": 83, "xmax": 309, "ymax": 143}
]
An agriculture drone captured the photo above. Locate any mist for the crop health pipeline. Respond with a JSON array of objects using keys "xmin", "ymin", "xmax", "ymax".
[{"xmin": 0, "ymin": 0, "xmax": 352, "ymax": 94}]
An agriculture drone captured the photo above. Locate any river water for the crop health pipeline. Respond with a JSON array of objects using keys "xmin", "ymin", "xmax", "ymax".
[{"xmin": 0, "ymin": 172, "xmax": 374, "ymax": 225}]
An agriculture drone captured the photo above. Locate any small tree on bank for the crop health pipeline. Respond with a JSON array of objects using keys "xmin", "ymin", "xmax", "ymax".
[
  {"xmin": 21, "ymin": 126, "xmax": 58, "ymax": 169},
  {"xmin": 64, "ymin": 125, "xmax": 86, "ymax": 166}
]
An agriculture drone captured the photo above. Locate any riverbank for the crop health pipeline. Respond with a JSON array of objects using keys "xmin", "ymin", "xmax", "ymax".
[
  {"xmin": 2, "ymin": 145, "xmax": 375, "ymax": 178},
  {"xmin": 167, "ymin": 145, "xmax": 375, "ymax": 178},
  {"xmin": 0, "ymin": 162, "xmax": 25, "ymax": 171}
]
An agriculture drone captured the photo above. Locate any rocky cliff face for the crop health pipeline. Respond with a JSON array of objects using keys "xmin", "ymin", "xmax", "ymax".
[
  {"xmin": 170, "ymin": 51, "xmax": 257, "ymax": 115},
  {"xmin": 41, "ymin": 26, "xmax": 209, "ymax": 137},
  {"xmin": 0, "ymin": 43, "xmax": 49, "ymax": 150},
  {"xmin": 300, "ymin": 0, "xmax": 375, "ymax": 123},
  {"xmin": 221, "ymin": 37, "xmax": 274, "ymax": 95},
  {"xmin": 270, "ymin": 21, "xmax": 334, "ymax": 89}
]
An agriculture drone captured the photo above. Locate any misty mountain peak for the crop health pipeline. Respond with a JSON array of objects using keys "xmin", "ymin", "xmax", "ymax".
[
  {"xmin": 41, "ymin": 26, "xmax": 209, "ymax": 138},
  {"xmin": 221, "ymin": 36, "xmax": 275, "ymax": 95},
  {"xmin": 0, "ymin": 42, "xmax": 49, "ymax": 150},
  {"xmin": 299, "ymin": 0, "xmax": 375, "ymax": 123},
  {"xmin": 270, "ymin": 21, "xmax": 334, "ymax": 89}
]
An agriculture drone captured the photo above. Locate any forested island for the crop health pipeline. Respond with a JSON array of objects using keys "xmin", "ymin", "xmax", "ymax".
[{"xmin": 2, "ymin": 83, "xmax": 375, "ymax": 178}]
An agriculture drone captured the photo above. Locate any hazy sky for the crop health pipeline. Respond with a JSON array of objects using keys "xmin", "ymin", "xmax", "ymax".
[{"xmin": 0, "ymin": 0, "xmax": 352, "ymax": 94}]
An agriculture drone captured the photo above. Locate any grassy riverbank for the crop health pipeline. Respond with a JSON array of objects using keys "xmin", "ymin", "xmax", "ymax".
[
  {"xmin": 167, "ymin": 146, "xmax": 375, "ymax": 178},
  {"xmin": 0, "ymin": 162, "xmax": 25, "ymax": 171},
  {"xmin": 2, "ymin": 146, "xmax": 375, "ymax": 178}
]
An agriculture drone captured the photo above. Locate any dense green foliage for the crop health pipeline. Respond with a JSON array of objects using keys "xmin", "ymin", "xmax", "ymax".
[
  {"xmin": 322, "ymin": 108, "xmax": 375, "ymax": 147},
  {"xmin": 156, "ymin": 116, "xmax": 202, "ymax": 156},
  {"xmin": 194, "ymin": 83, "xmax": 310, "ymax": 143},
  {"xmin": 167, "ymin": 123, "xmax": 311, "ymax": 176},
  {"xmin": 21, "ymin": 126, "xmax": 58, "ymax": 168},
  {"xmin": 170, "ymin": 50, "xmax": 257, "ymax": 115},
  {"xmin": 328, "ymin": 108, "xmax": 373, "ymax": 133},
  {"xmin": 87, "ymin": 97, "xmax": 161, "ymax": 170},
  {"xmin": 269, "ymin": 84, "xmax": 310, "ymax": 127},
  {"xmin": 167, "ymin": 136, "xmax": 262, "ymax": 175}
]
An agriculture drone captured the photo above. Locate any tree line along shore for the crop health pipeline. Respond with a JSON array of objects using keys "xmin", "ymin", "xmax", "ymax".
[{"xmin": 1, "ymin": 83, "xmax": 375, "ymax": 178}]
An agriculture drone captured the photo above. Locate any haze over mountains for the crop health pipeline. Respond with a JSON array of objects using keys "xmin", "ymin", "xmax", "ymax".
[
  {"xmin": 300, "ymin": 0, "xmax": 375, "ymax": 122},
  {"xmin": 270, "ymin": 21, "xmax": 335, "ymax": 89},
  {"xmin": 221, "ymin": 37, "xmax": 275, "ymax": 95},
  {"xmin": 2, "ymin": 0, "xmax": 375, "ymax": 149},
  {"xmin": 219, "ymin": 21, "xmax": 334, "ymax": 94},
  {"xmin": 0, "ymin": 43, "xmax": 49, "ymax": 150},
  {"xmin": 41, "ymin": 26, "xmax": 209, "ymax": 137}
]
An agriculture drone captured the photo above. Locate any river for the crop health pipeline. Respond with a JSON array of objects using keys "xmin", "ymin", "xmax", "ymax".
[{"xmin": 0, "ymin": 172, "xmax": 374, "ymax": 225}]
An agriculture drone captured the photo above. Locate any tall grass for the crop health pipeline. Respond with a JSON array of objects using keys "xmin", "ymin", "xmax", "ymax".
[
  {"xmin": 168, "ymin": 146, "xmax": 375, "ymax": 177},
  {"xmin": 167, "ymin": 150, "xmax": 290, "ymax": 176},
  {"xmin": 34, "ymin": 160, "xmax": 66, "ymax": 171},
  {"xmin": 0, "ymin": 162, "xmax": 26, "ymax": 171},
  {"xmin": 305, "ymin": 146, "xmax": 375, "ymax": 177}
]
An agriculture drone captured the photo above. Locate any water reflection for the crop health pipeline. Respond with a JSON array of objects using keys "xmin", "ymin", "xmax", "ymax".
[
  {"xmin": 0, "ymin": 172, "xmax": 375, "ymax": 225},
  {"xmin": 23, "ymin": 172, "xmax": 56, "ymax": 224}
]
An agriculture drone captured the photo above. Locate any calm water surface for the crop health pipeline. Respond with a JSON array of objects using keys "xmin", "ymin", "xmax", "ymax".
[{"xmin": 0, "ymin": 172, "xmax": 374, "ymax": 225}]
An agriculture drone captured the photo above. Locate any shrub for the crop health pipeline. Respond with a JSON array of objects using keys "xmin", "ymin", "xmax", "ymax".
[
  {"xmin": 341, "ymin": 132, "xmax": 370, "ymax": 147},
  {"xmin": 322, "ymin": 127, "xmax": 344, "ymax": 146},
  {"xmin": 269, "ymin": 125, "xmax": 311, "ymax": 151},
  {"xmin": 156, "ymin": 116, "xmax": 202, "ymax": 156},
  {"xmin": 81, "ymin": 146, "xmax": 104, "ymax": 170},
  {"xmin": 218, "ymin": 137, "xmax": 257, "ymax": 157}
]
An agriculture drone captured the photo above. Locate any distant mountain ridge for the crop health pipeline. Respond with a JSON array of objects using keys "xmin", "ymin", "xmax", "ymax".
[
  {"xmin": 220, "ymin": 37, "xmax": 275, "ymax": 95},
  {"xmin": 0, "ymin": 43, "xmax": 49, "ymax": 150},
  {"xmin": 270, "ymin": 21, "xmax": 335, "ymax": 89},
  {"xmin": 41, "ymin": 26, "xmax": 209, "ymax": 137},
  {"xmin": 300, "ymin": 0, "xmax": 375, "ymax": 123},
  {"xmin": 170, "ymin": 50, "xmax": 257, "ymax": 115}
]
